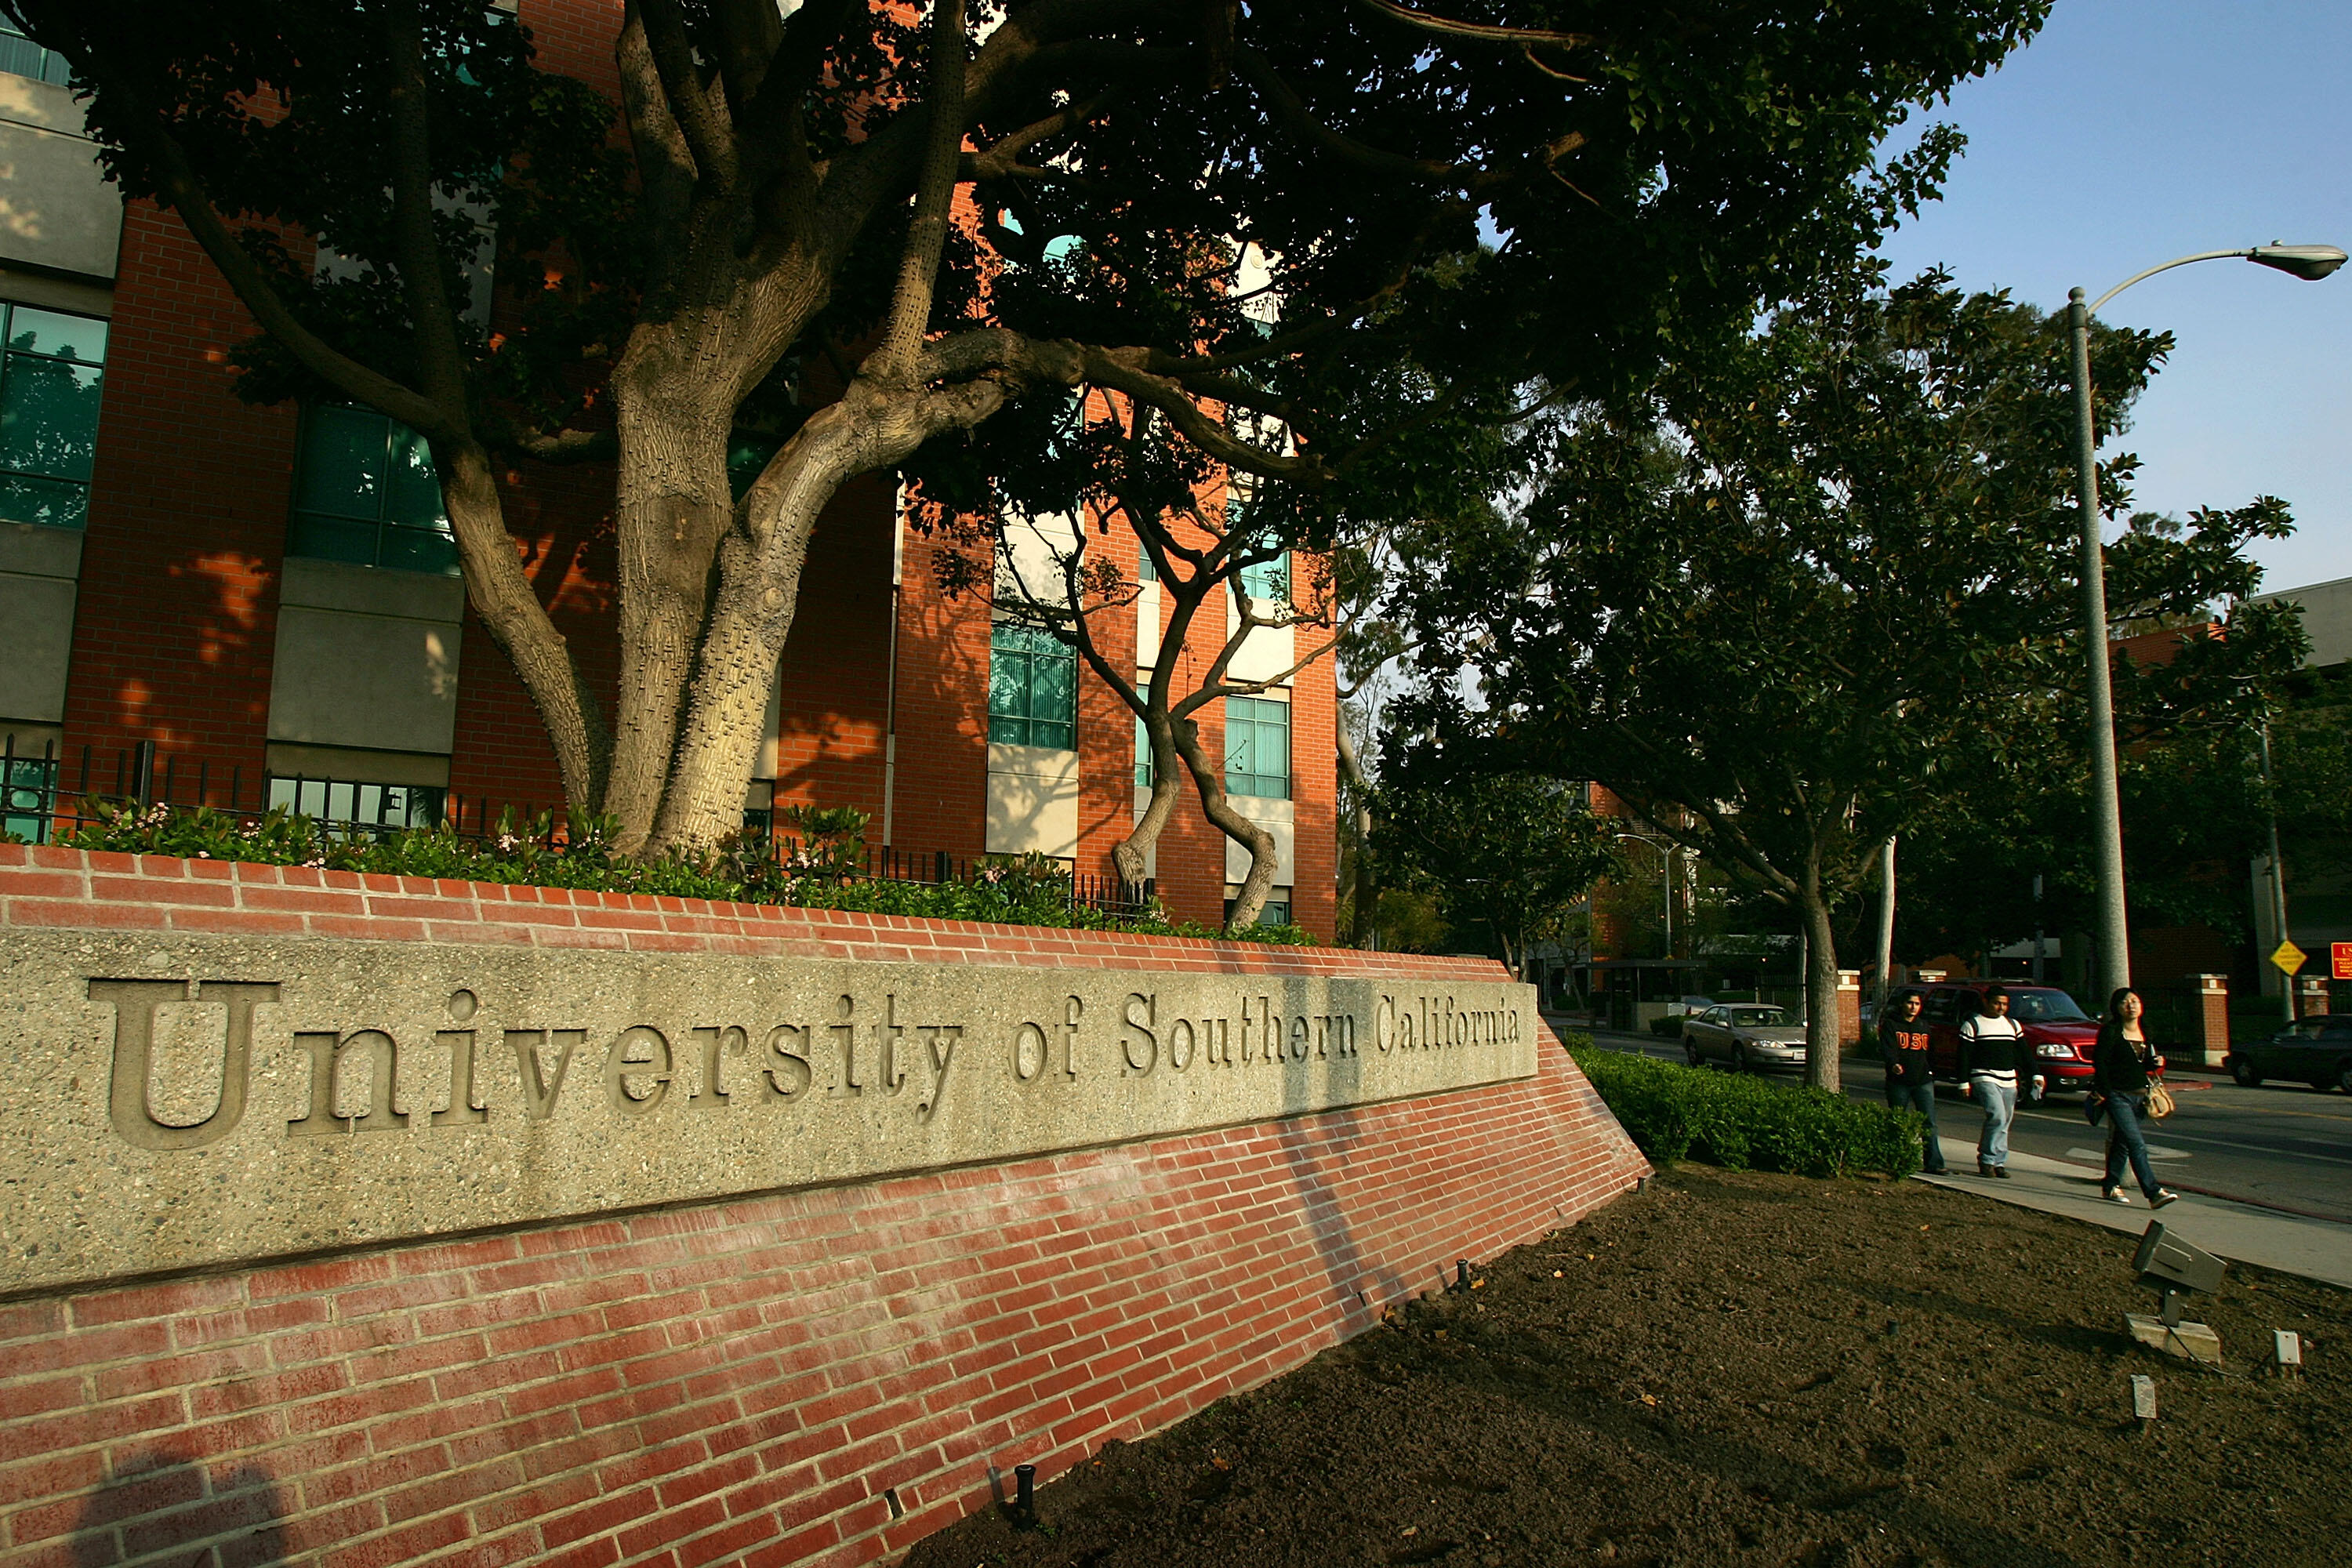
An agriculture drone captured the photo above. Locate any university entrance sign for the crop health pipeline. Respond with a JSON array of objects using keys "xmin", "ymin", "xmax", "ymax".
[{"xmin": 1, "ymin": 930, "xmax": 1535, "ymax": 1294}]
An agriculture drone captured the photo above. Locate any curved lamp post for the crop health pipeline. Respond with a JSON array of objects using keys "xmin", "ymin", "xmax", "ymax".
[{"xmin": 2069, "ymin": 242, "xmax": 2347, "ymax": 996}]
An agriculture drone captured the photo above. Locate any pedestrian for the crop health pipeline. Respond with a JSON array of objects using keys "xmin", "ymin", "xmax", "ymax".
[
  {"xmin": 1957, "ymin": 985, "xmax": 2038, "ymax": 1178},
  {"xmin": 1876, "ymin": 988, "xmax": 1947, "ymax": 1174},
  {"xmin": 2092, "ymin": 987, "xmax": 2178, "ymax": 1209}
]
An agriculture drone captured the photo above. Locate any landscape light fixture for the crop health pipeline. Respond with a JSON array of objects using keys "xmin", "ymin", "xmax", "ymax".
[
  {"xmin": 2125, "ymin": 1221, "xmax": 2226, "ymax": 1367},
  {"xmin": 2067, "ymin": 241, "xmax": 2345, "ymax": 994}
]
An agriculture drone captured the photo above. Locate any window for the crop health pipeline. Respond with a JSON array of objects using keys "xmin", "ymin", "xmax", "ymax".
[
  {"xmin": 0, "ymin": 303, "xmax": 107, "ymax": 530},
  {"xmin": 1225, "ymin": 891, "xmax": 1294, "ymax": 928},
  {"xmin": 1134, "ymin": 546, "xmax": 1157, "ymax": 584},
  {"xmin": 0, "ymin": 20, "xmax": 71, "ymax": 85},
  {"xmin": 287, "ymin": 405, "xmax": 459, "ymax": 574},
  {"xmin": 1133, "ymin": 681, "xmax": 1154, "ymax": 788},
  {"xmin": 2, "ymin": 747, "xmax": 57, "ymax": 842},
  {"xmin": 1237, "ymin": 551, "xmax": 1289, "ymax": 608},
  {"xmin": 1225, "ymin": 695, "xmax": 1290, "ymax": 799},
  {"xmin": 267, "ymin": 775, "xmax": 445, "ymax": 833},
  {"xmin": 988, "ymin": 624, "xmax": 1076, "ymax": 749}
]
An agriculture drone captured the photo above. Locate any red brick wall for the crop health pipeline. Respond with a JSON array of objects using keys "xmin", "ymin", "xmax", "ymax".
[{"xmin": 0, "ymin": 848, "xmax": 1645, "ymax": 1568}]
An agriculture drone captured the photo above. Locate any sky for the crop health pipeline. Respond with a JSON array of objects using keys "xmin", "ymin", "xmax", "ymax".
[{"xmin": 1873, "ymin": 0, "xmax": 2352, "ymax": 595}]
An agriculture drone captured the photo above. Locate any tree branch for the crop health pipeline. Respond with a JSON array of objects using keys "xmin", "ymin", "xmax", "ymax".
[
  {"xmin": 1232, "ymin": 45, "xmax": 1461, "ymax": 183},
  {"xmin": 870, "ymin": 0, "xmax": 967, "ymax": 383},
  {"xmin": 1350, "ymin": 0, "xmax": 1595, "ymax": 49},
  {"xmin": 633, "ymin": 0, "xmax": 738, "ymax": 193},
  {"xmin": 381, "ymin": 0, "xmax": 471, "ymax": 417}
]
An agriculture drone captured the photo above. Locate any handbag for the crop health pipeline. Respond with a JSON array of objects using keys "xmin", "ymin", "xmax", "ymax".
[
  {"xmin": 2146, "ymin": 1079, "xmax": 2176, "ymax": 1120},
  {"xmin": 2083, "ymin": 1091, "xmax": 2108, "ymax": 1127}
]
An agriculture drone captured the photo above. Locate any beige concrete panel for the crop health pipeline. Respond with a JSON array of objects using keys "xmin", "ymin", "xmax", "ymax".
[
  {"xmin": 0, "ymin": 80, "xmax": 122, "ymax": 281},
  {"xmin": 0, "ymin": 929, "xmax": 1537, "ymax": 1293},
  {"xmin": 1130, "ymin": 786, "xmax": 1160, "ymax": 878},
  {"xmin": 1135, "ymin": 581, "xmax": 1161, "ymax": 666},
  {"xmin": 1225, "ymin": 795, "xmax": 1297, "ymax": 885},
  {"xmin": 0, "ymin": 568, "xmax": 75, "ymax": 724},
  {"xmin": 1225, "ymin": 596, "xmax": 1296, "ymax": 684},
  {"xmin": 2256, "ymin": 575, "xmax": 2352, "ymax": 670},
  {"xmin": 266, "ymin": 605, "xmax": 462, "ymax": 756},
  {"xmin": 0, "ymin": 266, "xmax": 111, "ymax": 316},
  {"xmin": 263, "ymin": 745, "xmax": 451, "ymax": 789},
  {"xmin": 985, "ymin": 742, "xmax": 1080, "ymax": 857},
  {"xmin": 0, "ymin": 518, "xmax": 80, "ymax": 579},
  {"xmin": 278, "ymin": 556, "xmax": 466, "ymax": 621},
  {"xmin": 996, "ymin": 510, "xmax": 1082, "ymax": 609}
]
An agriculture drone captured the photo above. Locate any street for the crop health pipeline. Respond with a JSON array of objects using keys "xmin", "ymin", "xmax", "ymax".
[{"xmin": 1571, "ymin": 1024, "xmax": 2352, "ymax": 1225}]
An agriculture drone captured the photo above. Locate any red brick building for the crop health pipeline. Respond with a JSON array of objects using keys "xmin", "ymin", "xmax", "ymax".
[{"xmin": 0, "ymin": 8, "xmax": 1334, "ymax": 938}]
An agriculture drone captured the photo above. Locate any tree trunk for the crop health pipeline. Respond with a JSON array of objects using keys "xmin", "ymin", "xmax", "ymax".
[
  {"xmin": 604, "ymin": 359, "xmax": 739, "ymax": 853},
  {"xmin": 437, "ymin": 439, "xmax": 611, "ymax": 815},
  {"xmin": 1802, "ymin": 874, "xmax": 1843, "ymax": 1093},
  {"xmin": 1166, "ymin": 707, "xmax": 1279, "ymax": 933},
  {"xmin": 1113, "ymin": 713, "xmax": 1184, "ymax": 891}
]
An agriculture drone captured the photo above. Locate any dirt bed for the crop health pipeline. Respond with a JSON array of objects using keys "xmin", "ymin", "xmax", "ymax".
[{"xmin": 906, "ymin": 1167, "xmax": 2347, "ymax": 1568}]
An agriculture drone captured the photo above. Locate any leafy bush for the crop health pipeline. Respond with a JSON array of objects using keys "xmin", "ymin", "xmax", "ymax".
[
  {"xmin": 1648, "ymin": 1012, "xmax": 1692, "ymax": 1038},
  {"xmin": 1566, "ymin": 1040, "xmax": 1921, "ymax": 1179},
  {"xmin": 40, "ymin": 800, "xmax": 1319, "ymax": 945}
]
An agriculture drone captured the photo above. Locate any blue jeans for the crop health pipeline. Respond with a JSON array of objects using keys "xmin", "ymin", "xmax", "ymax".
[
  {"xmin": 1971, "ymin": 1076, "xmax": 2016, "ymax": 1167},
  {"xmin": 2104, "ymin": 1092, "xmax": 2161, "ymax": 1199},
  {"xmin": 1891, "ymin": 1080, "xmax": 1946, "ymax": 1172}
]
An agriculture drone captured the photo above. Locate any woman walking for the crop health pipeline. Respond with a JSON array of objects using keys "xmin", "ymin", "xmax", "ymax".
[
  {"xmin": 1876, "ymin": 989, "xmax": 1947, "ymax": 1174},
  {"xmin": 2094, "ymin": 988, "xmax": 2178, "ymax": 1209},
  {"xmin": 1958, "ymin": 985, "xmax": 2037, "ymax": 1178}
]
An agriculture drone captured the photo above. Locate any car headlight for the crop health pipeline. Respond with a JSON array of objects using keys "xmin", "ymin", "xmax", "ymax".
[{"xmin": 2035, "ymin": 1043, "xmax": 2073, "ymax": 1058}]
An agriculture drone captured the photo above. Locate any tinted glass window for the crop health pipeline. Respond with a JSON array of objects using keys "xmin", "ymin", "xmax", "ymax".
[
  {"xmin": 1730, "ymin": 1007, "xmax": 1788, "ymax": 1027},
  {"xmin": 2006, "ymin": 989, "xmax": 2091, "ymax": 1023},
  {"xmin": 0, "ymin": 303, "xmax": 107, "ymax": 530},
  {"xmin": 988, "ymin": 623, "xmax": 1076, "ymax": 749},
  {"xmin": 287, "ymin": 405, "xmax": 459, "ymax": 574},
  {"xmin": 1225, "ymin": 695, "xmax": 1290, "ymax": 799}
]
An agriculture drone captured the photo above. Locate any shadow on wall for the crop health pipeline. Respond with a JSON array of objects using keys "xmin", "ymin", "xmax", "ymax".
[{"xmin": 68, "ymin": 1453, "xmax": 286, "ymax": 1567}]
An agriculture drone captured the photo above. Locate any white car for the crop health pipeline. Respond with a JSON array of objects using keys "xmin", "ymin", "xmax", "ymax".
[{"xmin": 1681, "ymin": 1004, "xmax": 1810, "ymax": 1074}]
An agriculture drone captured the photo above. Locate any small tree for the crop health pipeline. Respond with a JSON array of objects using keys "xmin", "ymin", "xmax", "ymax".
[
  {"xmin": 1374, "ymin": 750, "xmax": 1619, "ymax": 979},
  {"xmin": 1388, "ymin": 268, "xmax": 2299, "ymax": 1087}
]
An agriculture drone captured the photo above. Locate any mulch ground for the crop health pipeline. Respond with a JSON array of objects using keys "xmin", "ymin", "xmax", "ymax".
[{"xmin": 903, "ymin": 1166, "xmax": 2347, "ymax": 1568}]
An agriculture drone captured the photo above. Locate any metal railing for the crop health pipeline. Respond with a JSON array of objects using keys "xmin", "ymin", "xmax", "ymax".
[{"xmin": 0, "ymin": 737, "xmax": 1160, "ymax": 918}]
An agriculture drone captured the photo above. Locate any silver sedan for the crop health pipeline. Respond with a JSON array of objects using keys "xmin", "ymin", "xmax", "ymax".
[{"xmin": 1680, "ymin": 1004, "xmax": 1810, "ymax": 1074}]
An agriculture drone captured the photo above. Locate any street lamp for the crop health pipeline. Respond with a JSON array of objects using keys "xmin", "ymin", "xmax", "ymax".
[
  {"xmin": 1613, "ymin": 832, "xmax": 1675, "ymax": 958},
  {"xmin": 2067, "ymin": 242, "xmax": 2346, "ymax": 996}
]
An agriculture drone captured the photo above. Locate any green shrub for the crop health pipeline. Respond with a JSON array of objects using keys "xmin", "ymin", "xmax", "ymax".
[
  {"xmin": 41, "ymin": 800, "xmax": 1319, "ymax": 946},
  {"xmin": 1648, "ymin": 1012, "xmax": 1691, "ymax": 1038},
  {"xmin": 1566, "ymin": 1040, "xmax": 1921, "ymax": 1179}
]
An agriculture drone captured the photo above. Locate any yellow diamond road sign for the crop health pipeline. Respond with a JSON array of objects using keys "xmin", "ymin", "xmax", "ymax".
[{"xmin": 2272, "ymin": 939, "xmax": 2308, "ymax": 975}]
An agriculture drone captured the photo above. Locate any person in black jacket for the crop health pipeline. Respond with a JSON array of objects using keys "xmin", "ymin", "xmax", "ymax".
[
  {"xmin": 1876, "ymin": 989, "xmax": 1947, "ymax": 1174},
  {"xmin": 2092, "ymin": 987, "xmax": 2177, "ymax": 1208}
]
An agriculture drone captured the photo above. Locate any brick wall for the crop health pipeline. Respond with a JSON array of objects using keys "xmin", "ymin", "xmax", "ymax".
[{"xmin": 0, "ymin": 848, "xmax": 1645, "ymax": 1568}]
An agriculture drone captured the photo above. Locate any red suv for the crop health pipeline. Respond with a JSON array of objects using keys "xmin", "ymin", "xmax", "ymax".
[{"xmin": 1912, "ymin": 982, "xmax": 2100, "ymax": 1097}]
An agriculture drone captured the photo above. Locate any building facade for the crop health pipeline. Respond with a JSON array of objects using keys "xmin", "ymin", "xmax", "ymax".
[{"xmin": 0, "ymin": 9, "xmax": 1336, "ymax": 938}]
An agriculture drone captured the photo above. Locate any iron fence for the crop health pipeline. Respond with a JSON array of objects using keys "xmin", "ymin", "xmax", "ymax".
[{"xmin": 1, "ymin": 736, "xmax": 1158, "ymax": 918}]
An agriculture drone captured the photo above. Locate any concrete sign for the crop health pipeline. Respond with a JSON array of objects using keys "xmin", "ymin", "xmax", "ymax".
[{"xmin": 0, "ymin": 930, "xmax": 1535, "ymax": 1294}]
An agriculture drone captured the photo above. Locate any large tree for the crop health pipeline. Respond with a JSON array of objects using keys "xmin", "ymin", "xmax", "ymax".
[
  {"xmin": 1387, "ymin": 268, "xmax": 2300, "ymax": 1086},
  {"xmin": 16, "ymin": 0, "xmax": 2048, "ymax": 858}
]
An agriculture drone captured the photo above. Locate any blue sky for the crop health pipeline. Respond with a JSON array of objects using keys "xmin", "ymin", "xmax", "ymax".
[{"xmin": 1875, "ymin": 0, "xmax": 2352, "ymax": 594}]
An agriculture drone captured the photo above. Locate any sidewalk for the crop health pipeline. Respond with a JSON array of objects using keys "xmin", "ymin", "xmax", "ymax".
[{"xmin": 1918, "ymin": 1135, "xmax": 2352, "ymax": 1290}]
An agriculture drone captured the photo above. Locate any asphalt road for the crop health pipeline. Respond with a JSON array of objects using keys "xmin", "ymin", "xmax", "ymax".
[{"xmin": 1573, "ymin": 1025, "xmax": 2352, "ymax": 1225}]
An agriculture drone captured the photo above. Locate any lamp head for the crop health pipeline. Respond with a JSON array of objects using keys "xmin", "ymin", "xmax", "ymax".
[{"xmin": 2248, "ymin": 243, "xmax": 2348, "ymax": 281}]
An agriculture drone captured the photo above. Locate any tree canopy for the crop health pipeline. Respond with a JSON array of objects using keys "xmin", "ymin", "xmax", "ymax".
[
  {"xmin": 16, "ymin": 0, "xmax": 2051, "ymax": 871},
  {"xmin": 1385, "ymin": 267, "xmax": 2300, "ymax": 1083}
]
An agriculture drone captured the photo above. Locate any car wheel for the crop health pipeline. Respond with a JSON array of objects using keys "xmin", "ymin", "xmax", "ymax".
[
  {"xmin": 2231, "ymin": 1057, "xmax": 2262, "ymax": 1087},
  {"xmin": 2338, "ymin": 1062, "xmax": 2352, "ymax": 1095},
  {"xmin": 1683, "ymin": 1037, "xmax": 1701, "ymax": 1068},
  {"xmin": 1733, "ymin": 1044, "xmax": 1750, "ymax": 1075}
]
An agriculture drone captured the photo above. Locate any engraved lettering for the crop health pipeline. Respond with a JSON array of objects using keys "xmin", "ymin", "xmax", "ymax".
[
  {"xmin": 1375, "ymin": 994, "xmax": 1394, "ymax": 1053},
  {"xmin": 880, "ymin": 994, "xmax": 908, "ymax": 1096},
  {"xmin": 289, "ymin": 1029, "xmax": 406, "ymax": 1135},
  {"xmin": 509, "ymin": 1029, "xmax": 583, "ymax": 1120},
  {"xmin": 1169, "ymin": 1017, "xmax": 1197, "ymax": 1071},
  {"xmin": 90, "ymin": 978, "xmax": 277, "ymax": 1152},
  {"xmin": 1289, "ymin": 1015, "xmax": 1308, "ymax": 1060},
  {"xmin": 1203, "ymin": 1014, "xmax": 1231, "ymax": 1067},
  {"xmin": 828, "ymin": 995, "xmax": 861, "ymax": 1098},
  {"xmin": 1059, "ymin": 996, "xmax": 1083, "ymax": 1080},
  {"xmin": 761, "ymin": 1024, "xmax": 813, "ymax": 1100},
  {"xmin": 430, "ymin": 1030, "xmax": 486, "ymax": 1127},
  {"xmin": 916, "ymin": 1025, "xmax": 960, "ymax": 1120},
  {"xmin": 604, "ymin": 1025, "xmax": 672, "ymax": 1114},
  {"xmin": 1013, "ymin": 1022, "xmax": 1049, "ymax": 1083},
  {"xmin": 1120, "ymin": 993, "xmax": 1157, "ymax": 1076},
  {"xmin": 689, "ymin": 1025, "xmax": 746, "ymax": 1108}
]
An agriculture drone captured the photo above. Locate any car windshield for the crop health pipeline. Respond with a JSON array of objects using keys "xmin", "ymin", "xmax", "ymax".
[
  {"xmin": 2005, "ymin": 989, "xmax": 2090, "ymax": 1024},
  {"xmin": 1730, "ymin": 1007, "xmax": 1788, "ymax": 1027}
]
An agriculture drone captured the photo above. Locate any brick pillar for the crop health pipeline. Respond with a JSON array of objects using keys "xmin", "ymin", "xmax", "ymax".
[
  {"xmin": 2297, "ymin": 971, "xmax": 2328, "ymax": 1018},
  {"xmin": 1915, "ymin": 969, "xmax": 1947, "ymax": 985},
  {"xmin": 2190, "ymin": 974, "xmax": 2230, "ymax": 1068},
  {"xmin": 1837, "ymin": 969, "xmax": 1862, "ymax": 1047}
]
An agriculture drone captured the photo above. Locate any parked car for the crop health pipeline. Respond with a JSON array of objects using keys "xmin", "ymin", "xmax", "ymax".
[
  {"xmin": 1682, "ymin": 1004, "xmax": 1809, "ymax": 1075},
  {"xmin": 2227, "ymin": 1015, "xmax": 2352, "ymax": 1093},
  {"xmin": 1913, "ymin": 982, "xmax": 2099, "ymax": 1096}
]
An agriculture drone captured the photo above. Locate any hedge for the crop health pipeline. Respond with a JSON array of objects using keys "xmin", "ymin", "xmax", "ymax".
[
  {"xmin": 1567, "ymin": 1040, "xmax": 1922, "ymax": 1179},
  {"xmin": 24, "ymin": 800, "xmax": 1318, "ymax": 945}
]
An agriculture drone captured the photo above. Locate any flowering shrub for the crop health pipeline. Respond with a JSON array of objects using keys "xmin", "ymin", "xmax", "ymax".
[{"xmin": 37, "ymin": 800, "xmax": 1319, "ymax": 945}]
